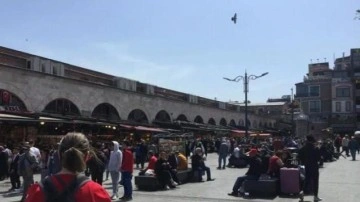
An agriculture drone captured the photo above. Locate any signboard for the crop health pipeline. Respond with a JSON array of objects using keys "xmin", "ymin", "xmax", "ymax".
[{"xmin": 158, "ymin": 139, "xmax": 185, "ymax": 154}]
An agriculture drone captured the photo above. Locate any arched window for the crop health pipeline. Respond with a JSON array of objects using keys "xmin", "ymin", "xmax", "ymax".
[
  {"xmin": 229, "ymin": 119, "xmax": 236, "ymax": 127},
  {"xmin": 208, "ymin": 118, "xmax": 216, "ymax": 125},
  {"xmin": 92, "ymin": 103, "xmax": 120, "ymax": 121},
  {"xmin": 194, "ymin": 115, "xmax": 204, "ymax": 124},
  {"xmin": 0, "ymin": 89, "xmax": 27, "ymax": 112},
  {"xmin": 220, "ymin": 118, "xmax": 227, "ymax": 126},
  {"xmin": 43, "ymin": 98, "xmax": 80, "ymax": 116},
  {"xmin": 128, "ymin": 109, "xmax": 148, "ymax": 123},
  {"xmin": 176, "ymin": 114, "xmax": 188, "ymax": 122},
  {"xmin": 154, "ymin": 110, "xmax": 171, "ymax": 122}
]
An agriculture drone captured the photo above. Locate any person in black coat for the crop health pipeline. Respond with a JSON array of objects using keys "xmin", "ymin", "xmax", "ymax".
[
  {"xmin": 167, "ymin": 152, "xmax": 179, "ymax": 183},
  {"xmin": 155, "ymin": 151, "xmax": 177, "ymax": 189},
  {"xmin": 298, "ymin": 135, "xmax": 322, "ymax": 202},
  {"xmin": 191, "ymin": 147, "xmax": 214, "ymax": 182},
  {"xmin": 9, "ymin": 147, "xmax": 21, "ymax": 191}
]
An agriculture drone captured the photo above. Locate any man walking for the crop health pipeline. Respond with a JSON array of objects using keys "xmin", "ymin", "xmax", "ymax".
[
  {"xmin": 108, "ymin": 141, "xmax": 122, "ymax": 200},
  {"xmin": 120, "ymin": 141, "xmax": 134, "ymax": 201},
  {"xmin": 348, "ymin": 136, "xmax": 359, "ymax": 161},
  {"xmin": 217, "ymin": 138, "xmax": 229, "ymax": 169},
  {"xmin": 298, "ymin": 135, "xmax": 322, "ymax": 202}
]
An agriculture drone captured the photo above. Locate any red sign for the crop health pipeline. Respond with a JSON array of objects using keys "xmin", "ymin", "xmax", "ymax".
[{"xmin": 2, "ymin": 90, "xmax": 10, "ymax": 104}]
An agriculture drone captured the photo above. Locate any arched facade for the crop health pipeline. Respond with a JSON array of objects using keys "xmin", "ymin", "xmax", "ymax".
[
  {"xmin": 43, "ymin": 98, "xmax": 80, "ymax": 116},
  {"xmin": 176, "ymin": 114, "xmax": 188, "ymax": 121},
  {"xmin": 194, "ymin": 115, "xmax": 204, "ymax": 124},
  {"xmin": 154, "ymin": 110, "xmax": 172, "ymax": 122},
  {"xmin": 128, "ymin": 109, "xmax": 149, "ymax": 123},
  {"xmin": 229, "ymin": 119, "xmax": 236, "ymax": 127},
  {"xmin": 220, "ymin": 118, "xmax": 227, "ymax": 126},
  {"xmin": 0, "ymin": 89, "xmax": 27, "ymax": 112},
  {"xmin": 92, "ymin": 103, "xmax": 120, "ymax": 121},
  {"xmin": 208, "ymin": 118, "xmax": 216, "ymax": 125}
]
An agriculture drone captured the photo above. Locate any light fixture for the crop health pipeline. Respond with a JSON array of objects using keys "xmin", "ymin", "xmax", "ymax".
[{"xmin": 40, "ymin": 122, "xmax": 45, "ymax": 125}]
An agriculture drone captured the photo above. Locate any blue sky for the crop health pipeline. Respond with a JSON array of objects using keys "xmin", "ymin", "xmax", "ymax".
[{"xmin": 1, "ymin": 0, "xmax": 359, "ymax": 103}]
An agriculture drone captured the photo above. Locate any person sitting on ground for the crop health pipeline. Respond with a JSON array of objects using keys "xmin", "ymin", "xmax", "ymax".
[
  {"xmin": 154, "ymin": 151, "xmax": 177, "ymax": 190},
  {"xmin": 267, "ymin": 150, "xmax": 284, "ymax": 178},
  {"xmin": 25, "ymin": 132, "xmax": 111, "ymax": 202},
  {"xmin": 228, "ymin": 148, "xmax": 263, "ymax": 197},
  {"xmin": 191, "ymin": 147, "xmax": 215, "ymax": 182}
]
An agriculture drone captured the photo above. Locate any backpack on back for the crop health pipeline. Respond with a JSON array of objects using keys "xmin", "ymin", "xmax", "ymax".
[{"xmin": 39, "ymin": 174, "xmax": 90, "ymax": 202}]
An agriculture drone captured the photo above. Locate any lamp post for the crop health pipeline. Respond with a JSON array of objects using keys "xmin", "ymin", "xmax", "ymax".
[{"xmin": 224, "ymin": 71, "xmax": 269, "ymax": 137}]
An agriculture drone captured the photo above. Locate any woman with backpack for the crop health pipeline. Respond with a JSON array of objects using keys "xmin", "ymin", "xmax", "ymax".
[{"xmin": 25, "ymin": 132, "xmax": 111, "ymax": 202}]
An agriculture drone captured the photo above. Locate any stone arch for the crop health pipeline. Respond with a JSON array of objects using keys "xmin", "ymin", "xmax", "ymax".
[
  {"xmin": 0, "ymin": 84, "xmax": 31, "ymax": 111},
  {"xmin": 220, "ymin": 118, "xmax": 227, "ymax": 126},
  {"xmin": 208, "ymin": 118, "xmax": 216, "ymax": 125},
  {"xmin": 269, "ymin": 122, "xmax": 272, "ymax": 128},
  {"xmin": 37, "ymin": 91, "xmax": 82, "ymax": 113},
  {"xmin": 239, "ymin": 119, "xmax": 244, "ymax": 126},
  {"xmin": 194, "ymin": 115, "xmax": 204, "ymax": 124},
  {"xmin": 229, "ymin": 119, "xmax": 236, "ymax": 127},
  {"xmin": 0, "ymin": 89, "xmax": 27, "ymax": 112},
  {"xmin": 176, "ymin": 114, "xmax": 188, "ymax": 121},
  {"xmin": 253, "ymin": 120, "xmax": 258, "ymax": 128},
  {"xmin": 154, "ymin": 110, "xmax": 172, "ymax": 122},
  {"xmin": 128, "ymin": 109, "xmax": 149, "ymax": 123},
  {"xmin": 264, "ymin": 122, "xmax": 268, "ymax": 128},
  {"xmin": 259, "ymin": 122, "xmax": 263, "ymax": 128},
  {"xmin": 43, "ymin": 98, "xmax": 80, "ymax": 116},
  {"xmin": 91, "ymin": 103, "xmax": 120, "ymax": 121}
]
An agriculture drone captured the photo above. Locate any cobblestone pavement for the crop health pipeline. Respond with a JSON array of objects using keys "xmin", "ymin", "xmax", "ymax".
[{"xmin": 1, "ymin": 153, "xmax": 360, "ymax": 202}]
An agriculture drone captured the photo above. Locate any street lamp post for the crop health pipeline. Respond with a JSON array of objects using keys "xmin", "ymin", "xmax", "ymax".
[{"xmin": 224, "ymin": 71, "xmax": 269, "ymax": 137}]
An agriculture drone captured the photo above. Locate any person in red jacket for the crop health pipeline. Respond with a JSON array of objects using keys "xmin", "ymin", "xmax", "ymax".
[
  {"xmin": 25, "ymin": 132, "xmax": 111, "ymax": 202},
  {"xmin": 120, "ymin": 141, "xmax": 134, "ymax": 201}
]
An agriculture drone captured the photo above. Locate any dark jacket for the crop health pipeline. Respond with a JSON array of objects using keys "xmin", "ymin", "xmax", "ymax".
[
  {"xmin": 191, "ymin": 154, "xmax": 204, "ymax": 169},
  {"xmin": 245, "ymin": 156, "xmax": 263, "ymax": 177},
  {"xmin": 154, "ymin": 158, "xmax": 171, "ymax": 175},
  {"xmin": 167, "ymin": 154, "xmax": 178, "ymax": 170},
  {"xmin": 298, "ymin": 142, "xmax": 321, "ymax": 170}
]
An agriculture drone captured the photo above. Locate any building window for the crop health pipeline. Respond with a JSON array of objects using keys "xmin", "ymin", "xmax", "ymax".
[
  {"xmin": 52, "ymin": 66, "xmax": 58, "ymax": 75},
  {"xmin": 309, "ymin": 86, "xmax": 320, "ymax": 97},
  {"xmin": 346, "ymin": 101, "xmax": 351, "ymax": 112},
  {"xmin": 41, "ymin": 64, "xmax": 46, "ymax": 73},
  {"xmin": 309, "ymin": 100, "xmax": 321, "ymax": 113},
  {"xmin": 26, "ymin": 61, "xmax": 31, "ymax": 69},
  {"xmin": 335, "ymin": 102, "xmax": 341, "ymax": 112},
  {"xmin": 336, "ymin": 87, "xmax": 350, "ymax": 97}
]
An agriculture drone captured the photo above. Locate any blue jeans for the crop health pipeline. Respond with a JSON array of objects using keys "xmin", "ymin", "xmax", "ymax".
[
  {"xmin": 232, "ymin": 175, "xmax": 258, "ymax": 193},
  {"xmin": 121, "ymin": 171, "xmax": 133, "ymax": 197},
  {"xmin": 218, "ymin": 154, "xmax": 227, "ymax": 168},
  {"xmin": 110, "ymin": 171, "xmax": 120, "ymax": 196}
]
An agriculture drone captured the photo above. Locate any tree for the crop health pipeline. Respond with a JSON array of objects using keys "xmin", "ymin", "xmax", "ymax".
[{"xmin": 355, "ymin": 9, "xmax": 360, "ymax": 20}]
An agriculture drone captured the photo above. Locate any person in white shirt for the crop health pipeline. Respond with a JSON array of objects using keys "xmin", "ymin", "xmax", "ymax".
[{"xmin": 28, "ymin": 140, "xmax": 41, "ymax": 163}]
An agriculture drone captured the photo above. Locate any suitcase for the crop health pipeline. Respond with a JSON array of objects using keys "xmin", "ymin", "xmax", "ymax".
[
  {"xmin": 243, "ymin": 178, "xmax": 279, "ymax": 198},
  {"xmin": 280, "ymin": 167, "xmax": 300, "ymax": 194}
]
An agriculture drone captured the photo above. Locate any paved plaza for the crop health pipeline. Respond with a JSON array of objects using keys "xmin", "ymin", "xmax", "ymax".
[{"xmin": 1, "ymin": 152, "xmax": 360, "ymax": 202}]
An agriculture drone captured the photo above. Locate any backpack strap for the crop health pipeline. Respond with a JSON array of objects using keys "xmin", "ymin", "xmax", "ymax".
[{"xmin": 39, "ymin": 174, "xmax": 90, "ymax": 202}]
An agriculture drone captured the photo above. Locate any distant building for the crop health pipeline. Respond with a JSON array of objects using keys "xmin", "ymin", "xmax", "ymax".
[{"xmin": 295, "ymin": 48, "xmax": 360, "ymax": 139}]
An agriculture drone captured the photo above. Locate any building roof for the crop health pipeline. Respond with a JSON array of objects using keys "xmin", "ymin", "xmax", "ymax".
[{"xmin": 228, "ymin": 102, "xmax": 286, "ymax": 107}]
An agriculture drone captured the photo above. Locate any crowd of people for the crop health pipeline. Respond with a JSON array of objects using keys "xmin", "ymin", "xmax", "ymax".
[{"xmin": 0, "ymin": 132, "xmax": 359, "ymax": 202}]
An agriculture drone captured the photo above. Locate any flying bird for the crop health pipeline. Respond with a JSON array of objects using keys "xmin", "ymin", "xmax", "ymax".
[{"xmin": 231, "ymin": 13, "xmax": 237, "ymax": 24}]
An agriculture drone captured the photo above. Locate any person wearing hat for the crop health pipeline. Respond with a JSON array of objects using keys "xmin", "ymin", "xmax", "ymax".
[
  {"xmin": 228, "ymin": 148, "xmax": 262, "ymax": 197},
  {"xmin": 298, "ymin": 135, "xmax": 322, "ymax": 202}
]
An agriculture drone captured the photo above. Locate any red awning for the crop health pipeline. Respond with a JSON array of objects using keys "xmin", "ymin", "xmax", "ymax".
[
  {"xmin": 249, "ymin": 133, "xmax": 271, "ymax": 137},
  {"xmin": 119, "ymin": 124, "xmax": 166, "ymax": 133},
  {"xmin": 119, "ymin": 124, "xmax": 134, "ymax": 129},
  {"xmin": 134, "ymin": 126, "xmax": 165, "ymax": 132}
]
